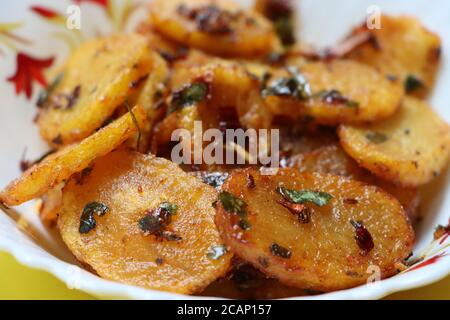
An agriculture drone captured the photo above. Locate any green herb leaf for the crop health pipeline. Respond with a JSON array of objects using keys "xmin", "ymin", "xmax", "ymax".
[
  {"xmin": 138, "ymin": 202, "xmax": 178, "ymax": 237},
  {"xmin": 261, "ymin": 67, "xmax": 311, "ymax": 101},
  {"xmin": 404, "ymin": 75, "xmax": 424, "ymax": 93},
  {"xmin": 218, "ymin": 191, "xmax": 247, "ymax": 217},
  {"xmin": 159, "ymin": 202, "xmax": 178, "ymax": 215},
  {"xmin": 365, "ymin": 131, "xmax": 388, "ymax": 144},
  {"xmin": 277, "ymin": 187, "xmax": 333, "ymax": 206},
  {"xmin": 207, "ymin": 245, "xmax": 228, "ymax": 260},
  {"xmin": 79, "ymin": 202, "xmax": 109, "ymax": 234},
  {"xmin": 199, "ymin": 172, "xmax": 229, "ymax": 189},
  {"xmin": 125, "ymin": 101, "xmax": 142, "ymax": 151},
  {"xmin": 138, "ymin": 215, "xmax": 161, "ymax": 234},
  {"xmin": 169, "ymin": 82, "xmax": 208, "ymax": 113},
  {"xmin": 269, "ymin": 243, "xmax": 291, "ymax": 259},
  {"xmin": 218, "ymin": 191, "xmax": 250, "ymax": 230}
]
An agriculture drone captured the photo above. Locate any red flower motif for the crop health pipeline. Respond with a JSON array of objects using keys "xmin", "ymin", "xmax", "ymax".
[
  {"xmin": 7, "ymin": 53, "xmax": 54, "ymax": 99},
  {"xmin": 31, "ymin": 5, "xmax": 60, "ymax": 19},
  {"xmin": 407, "ymin": 252, "xmax": 448, "ymax": 272},
  {"xmin": 74, "ymin": 0, "xmax": 108, "ymax": 8}
]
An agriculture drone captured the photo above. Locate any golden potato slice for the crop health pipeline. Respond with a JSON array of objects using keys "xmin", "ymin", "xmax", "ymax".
[
  {"xmin": 149, "ymin": 0, "xmax": 281, "ymax": 57},
  {"xmin": 136, "ymin": 21, "xmax": 188, "ymax": 63},
  {"xmin": 346, "ymin": 15, "xmax": 441, "ymax": 97},
  {"xmin": 216, "ymin": 168, "xmax": 414, "ymax": 292},
  {"xmin": 290, "ymin": 144, "xmax": 420, "ymax": 221},
  {"xmin": 338, "ymin": 97, "xmax": 450, "ymax": 187},
  {"xmin": 37, "ymin": 34, "xmax": 153, "ymax": 146},
  {"xmin": 127, "ymin": 52, "xmax": 170, "ymax": 152},
  {"xmin": 58, "ymin": 149, "xmax": 232, "ymax": 294},
  {"xmin": 263, "ymin": 60, "xmax": 404, "ymax": 124},
  {"xmin": 0, "ymin": 106, "xmax": 147, "ymax": 206}
]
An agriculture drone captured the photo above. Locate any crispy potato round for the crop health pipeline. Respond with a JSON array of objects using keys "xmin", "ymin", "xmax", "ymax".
[
  {"xmin": 0, "ymin": 106, "xmax": 147, "ymax": 206},
  {"xmin": 216, "ymin": 168, "xmax": 414, "ymax": 292},
  {"xmin": 338, "ymin": 97, "xmax": 450, "ymax": 187},
  {"xmin": 127, "ymin": 52, "xmax": 170, "ymax": 152},
  {"xmin": 149, "ymin": 0, "xmax": 281, "ymax": 57},
  {"xmin": 58, "ymin": 149, "xmax": 232, "ymax": 294},
  {"xmin": 290, "ymin": 144, "xmax": 420, "ymax": 221},
  {"xmin": 346, "ymin": 15, "xmax": 441, "ymax": 97},
  {"xmin": 37, "ymin": 34, "xmax": 153, "ymax": 146},
  {"xmin": 265, "ymin": 60, "xmax": 403, "ymax": 125}
]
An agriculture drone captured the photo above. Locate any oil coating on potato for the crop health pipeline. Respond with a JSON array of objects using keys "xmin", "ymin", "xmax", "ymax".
[
  {"xmin": 0, "ymin": 106, "xmax": 147, "ymax": 206},
  {"xmin": 215, "ymin": 168, "xmax": 414, "ymax": 292},
  {"xmin": 338, "ymin": 97, "xmax": 450, "ymax": 187},
  {"xmin": 264, "ymin": 60, "xmax": 404, "ymax": 125},
  {"xmin": 289, "ymin": 144, "xmax": 420, "ymax": 221},
  {"xmin": 37, "ymin": 34, "xmax": 153, "ymax": 146},
  {"xmin": 149, "ymin": 0, "xmax": 281, "ymax": 57},
  {"xmin": 58, "ymin": 149, "xmax": 232, "ymax": 294},
  {"xmin": 346, "ymin": 15, "xmax": 441, "ymax": 97}
]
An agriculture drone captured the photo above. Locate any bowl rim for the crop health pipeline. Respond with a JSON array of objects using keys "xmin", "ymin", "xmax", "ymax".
[{"xmin": 1, "ymin": 211, "xmax": 449, "ymax": 300}]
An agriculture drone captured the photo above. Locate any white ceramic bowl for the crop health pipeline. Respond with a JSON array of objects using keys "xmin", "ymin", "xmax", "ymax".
[{"xmin": 0, "ymin": 0, "xmax": 449, "ymax": 299}]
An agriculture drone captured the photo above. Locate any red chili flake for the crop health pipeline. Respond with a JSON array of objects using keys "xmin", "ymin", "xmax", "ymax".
[
  {"xmin": 246, "ymin": 174, "xmax": 256, "ymax": 189},
  {"xmin": 343, "ymin": 198, "xmax": 358, "ymax": 205},
  {"xmin": 278, "ymin": 199, "xmax": 310, "ymax": 223},
  {"xmin": 350, "ymin": 220, "xmax": 374, "ymax": 255}
]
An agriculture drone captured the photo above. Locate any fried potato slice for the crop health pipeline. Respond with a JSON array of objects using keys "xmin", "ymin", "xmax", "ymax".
[
  {"xmin": 338, "ymin": 97, "xmax": 450, "ymax": 187},
  {"xmin": 127, "ymin": 52, "xmax": 170, "ymax": 152},
  {"xmin": 136, "ymin": 21, "xmax": 188, "ymax": 63},
  {"xmin": 58, "ymin": 149, "xmax": 232, "ymax": 294},
  {"xmin": 346, "ymin": 15, "xmax": 441, "ymax": 97},
  {"xmin": 216, "ymin": 168, "xmax": 414, "ymax": 291},
  {"xmin": 264, "ymin": 60, "xmax": 404, "ymax": 124},
  {"xmin": 0, "ymin": 106, "xmax": 147, "ymax": 206},
  {"xmin": 149, "ymin": 0, "xmax": 281, "ymax": 57},
  {"xmin": 37, "ymin": 34, "xmax": 153, "ymax": 146},
  {"xmin": 290, "ymin": 144, "xmax": 420, "ymax": 221}
]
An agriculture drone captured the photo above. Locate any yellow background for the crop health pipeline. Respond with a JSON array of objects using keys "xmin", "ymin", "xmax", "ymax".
[{"xmin": 0, "ymin": 251, "xmax": 448, "ymax": 299}]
